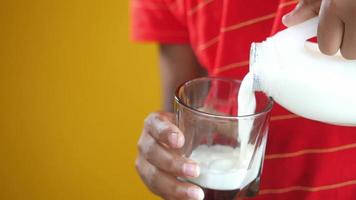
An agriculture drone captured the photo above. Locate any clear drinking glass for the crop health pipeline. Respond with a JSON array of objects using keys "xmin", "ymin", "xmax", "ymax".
[{"xmin": 174, "ymin": 77, "xmax": 273, "ymax": 200}]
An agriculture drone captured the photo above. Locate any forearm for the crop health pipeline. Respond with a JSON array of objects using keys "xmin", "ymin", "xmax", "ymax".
[{"xmin": 159, "ymin": 44, "xmax": 207, "ymax": 112}]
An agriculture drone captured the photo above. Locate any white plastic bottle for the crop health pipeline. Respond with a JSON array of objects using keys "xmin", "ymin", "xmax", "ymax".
[{"xmin": 250, "ymin": 17, "xmax": 356, "ymax": 126}]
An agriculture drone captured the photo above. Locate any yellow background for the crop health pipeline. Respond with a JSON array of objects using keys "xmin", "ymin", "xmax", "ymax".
[{"xmin": 0, "ymin": 0, "xmax": 160, "ymax": 199}]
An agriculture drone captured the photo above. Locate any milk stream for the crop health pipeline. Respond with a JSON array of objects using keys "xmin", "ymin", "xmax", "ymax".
[{"xmin": 237, "ymin": 73, "xmax": 256, "ymax": 160}]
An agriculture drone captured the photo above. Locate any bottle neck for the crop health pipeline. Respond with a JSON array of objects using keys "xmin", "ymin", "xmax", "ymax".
[
  {"xmin": 250, "ymin": 17, "xmax": 319, "ymax": 95},
  {"xmin": 250, "ymin": 41, "xmax": 278, "ymax": 97}
]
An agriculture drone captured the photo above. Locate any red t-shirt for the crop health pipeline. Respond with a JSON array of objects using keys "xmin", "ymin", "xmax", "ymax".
[{"xmin": 131, "ymin": 0, "xmax": 356, "ymax": 199}]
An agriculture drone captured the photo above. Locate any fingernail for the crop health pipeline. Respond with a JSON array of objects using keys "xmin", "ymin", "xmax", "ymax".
[
  {"xmin": 187, "ymin": 187, "xmax": 204, "ymax": 200},
  {"xmin": 177, "ymin": 134, "xmax": 184, "ymax": 147},
  {"xmin": 168, "ymin": 133, "xmax": 178, "ymax": 147},
  {"xmin": 169, "ymin": 133, "xmax": 184, "ymax": 148},
  {"xmin": 183, "ymin": 163, "xmax": 200, "ymax": 177}
]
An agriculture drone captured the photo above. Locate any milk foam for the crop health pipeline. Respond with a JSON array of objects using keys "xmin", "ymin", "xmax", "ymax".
[{"xmin": 187, "ymin": 142, "xmax": 265, "ymax": 190}]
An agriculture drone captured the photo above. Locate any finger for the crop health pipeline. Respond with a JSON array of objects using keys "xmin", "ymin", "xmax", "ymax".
[
  {"xmin": 144, "ymin": 112, "xmax": 184, "ymax": 148},
  {"xmin": 340, "ymin": 21, "xmax": 356, "ymax": 60},
  {"xmin": 283, "ymin": 0, "xmax": 320, "ymax": 27},
  {"xmin": 136, "ymin": 156, "xmax": 204, "ymax": 200},
  {"xmin": 317, "ymin": 1, "xmax": 344, "ymax": 55},
  {"xmin": 138, "ymin": 132, "xmax": 200, "ymax": 178}
]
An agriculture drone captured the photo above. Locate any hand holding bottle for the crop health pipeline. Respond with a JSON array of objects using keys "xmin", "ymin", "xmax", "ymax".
[{"xmin": 283, "ymin": 0, "xmax": 356, "ymax": 60}]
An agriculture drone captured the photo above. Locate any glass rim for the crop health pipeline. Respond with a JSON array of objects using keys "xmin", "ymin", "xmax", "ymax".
[{"xmin": 174, "ymin": 77, "xmax": 274, "ymax": 120}]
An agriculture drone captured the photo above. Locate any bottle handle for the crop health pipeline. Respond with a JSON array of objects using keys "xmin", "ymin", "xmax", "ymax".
[
  {"xmin": 295, "ymin": 17, "xmax": 318, "ymax": 41},
  {"xmin": 273, "ymin": 17, "xmax": 319, "ymax": 46}
]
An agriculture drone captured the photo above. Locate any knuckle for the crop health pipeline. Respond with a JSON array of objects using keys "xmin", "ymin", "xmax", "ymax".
[
  {"xmin": 144, "ymin": 112, "xmax": 175, "ymax": 136},
  {"xmin": 137, "ymin": 135, "xmax": 146, "ymax": 154},
  {"xmin": 168, "ymin": 156, "xmax": 181, "ymax": 173},
  {"xmin": 135, "ymin": 158, "xmax": 169, "ymax": 199},
  {"xmin": 137, "ymin": 144, "xmax": 143, "ymax": 155},
  {"xmin": 167, "ymin": 159, "xmax": 176, "ymax": 172},
  {"xmin": 135, "ymin": 158, "xmax": 140, "ymax": 171},
  {"xmin": 135, "ymin": 158, "xmax": 149, "ymax": 183},
  {"xmin": 137, "ymin": 137, "xmax": 143, "ymax": 151},
  {"xmin": 149, "ymin": 168, "xmax": 160, "ymax": 190},
  {"xmin": 144, "ymin": 113, "xmax": 156, "ymax": 128},
  {"xmin": 171, "ymin": 185, "xmax": 183, "ymax": 199},
  {"xmin": 137, "ymin": 134, "xmax": 155, "ymax": 158},
  {"xmin": 135, "ymin": 158, "xmax": 142, "ymax": 173},
  {"xmin": 148, "ymin": 172, "xmax": 162, "ymax": 196},
  {"xmin": 144, "ymin": 141, "xmax": 157, "ymax": 162}
]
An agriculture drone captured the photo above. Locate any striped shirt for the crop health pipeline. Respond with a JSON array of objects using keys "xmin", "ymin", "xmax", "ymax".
[{"xmin": 131, "ymin": 0, "xmax": 356, "ymax": 199}]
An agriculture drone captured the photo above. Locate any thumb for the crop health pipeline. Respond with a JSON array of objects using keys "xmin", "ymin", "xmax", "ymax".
[{"xmin": 282, "ymin": 1, "xmax": 320, "ymax": 27}]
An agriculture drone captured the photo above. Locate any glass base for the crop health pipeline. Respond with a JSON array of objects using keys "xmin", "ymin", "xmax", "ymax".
[{"xmin": 199, "ymin": 176, "xmax": 260, "ymax": 200}]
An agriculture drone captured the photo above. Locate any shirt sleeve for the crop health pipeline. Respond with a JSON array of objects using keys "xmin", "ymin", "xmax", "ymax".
[{"xmin": 130, "ymin": 0, "xmax": 190, "ymax": 44}]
